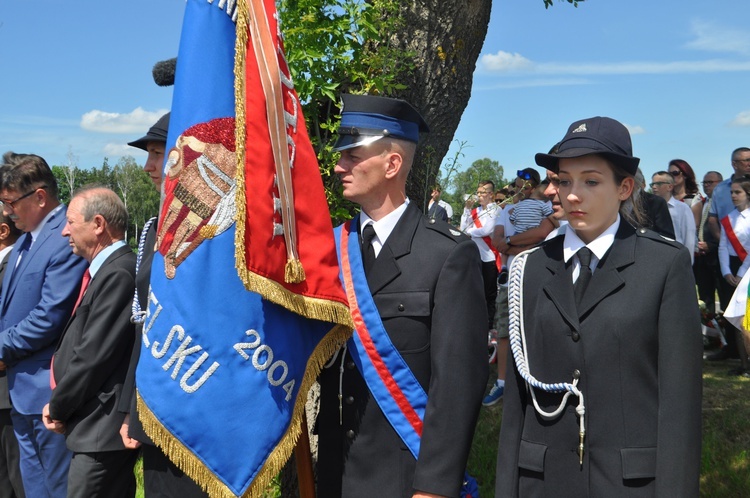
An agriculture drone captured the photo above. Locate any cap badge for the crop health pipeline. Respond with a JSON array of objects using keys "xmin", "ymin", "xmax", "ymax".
[
  {"xmin": 572, "ymin": 123, "xmax": 587, "ymax": 133},
  {"xmin": 450, "ymin": 229, "xmax": 461, "ymax": 236}
]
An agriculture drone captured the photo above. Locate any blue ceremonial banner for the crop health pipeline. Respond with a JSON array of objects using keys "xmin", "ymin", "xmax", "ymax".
[{"xmin": 136, "ymin": 1, "xmax": 352, "ymax": 496}]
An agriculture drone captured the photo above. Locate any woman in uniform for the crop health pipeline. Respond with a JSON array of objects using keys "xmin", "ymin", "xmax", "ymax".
[{"xmin": 495, "ymin": 117, "xmax": 702, "ymax": 497}]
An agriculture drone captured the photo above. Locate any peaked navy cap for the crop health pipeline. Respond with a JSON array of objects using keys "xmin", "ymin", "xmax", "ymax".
[
  {"xmin": 333, "ymin": 94, "xmax": 429, "ymax": 151},
  {"xmin": 535, "ymin": 116, "xmax": 640, "ymax": 175}
]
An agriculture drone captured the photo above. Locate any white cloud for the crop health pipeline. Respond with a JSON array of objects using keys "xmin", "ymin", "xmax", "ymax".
[
  {"xmin": 103, "ymin": 143, "xmax": 142, "ymax": 157},
  {"xmin": 480, "ymin": 51, "xmax": 533, "ymax": 72},
  {"xmin": 80, "ymin": 107, "xmax": 169, "ymax": 134},
  {"xmin": 479, "ymin": 50, "xmax": 750, "ymax": 76},
  {"xmin": 686, "ymin": 20, "xmax": 750, "ymax": 56},
  {"xmin": 624, "ymin": 124, "xmax": 645, "ymax": 135},
  {"xmin": 729, "ymin": 111, "xmax": 750, "ymax": 127}
]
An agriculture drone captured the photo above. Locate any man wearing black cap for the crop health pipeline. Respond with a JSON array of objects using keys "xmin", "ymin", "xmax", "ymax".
[
  {"xmin": 496, "ymin": 117, "xmax": 701, "ymax": 497},
  {"xmin": 316, "ymin": 94, "xmax": 487, "ymax": 498}
]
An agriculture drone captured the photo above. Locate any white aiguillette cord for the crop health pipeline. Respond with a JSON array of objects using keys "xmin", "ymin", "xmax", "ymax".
[{"xmin": 507, "ymin": 248, "xmax": 587, "ymax": 466}]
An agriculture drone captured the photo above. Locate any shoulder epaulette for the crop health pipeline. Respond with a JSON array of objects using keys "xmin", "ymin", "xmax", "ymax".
[
  {"xmin": 423, "ymin": 217, "xmax": 467, "ymax": 243},
  {"xmin": 635, "ymin": 227, "xmax": 683, "ymax": 248}
]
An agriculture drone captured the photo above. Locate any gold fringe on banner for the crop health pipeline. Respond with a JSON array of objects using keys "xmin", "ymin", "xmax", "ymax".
[
  {"xmin": 238, "ymin": 267, "xmax": 354, "ymax": 328},
  {"xmin": 138, "ymin": 321, "xmax": 352, "ymax": 498}
]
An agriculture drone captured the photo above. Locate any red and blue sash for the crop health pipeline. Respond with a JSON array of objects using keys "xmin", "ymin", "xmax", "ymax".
[{"xmin": 334, "ymin": 218, "xmax": 427, "ymax": 458}]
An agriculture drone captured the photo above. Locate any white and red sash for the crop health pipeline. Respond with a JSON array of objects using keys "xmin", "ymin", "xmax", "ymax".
[
  {"xmin": 721, "ymin": 215, "xmax": 748, "ymax": 261},
  {"xmin": 471, "ymin": 207, "xmax": 502, "ymax": 270}
]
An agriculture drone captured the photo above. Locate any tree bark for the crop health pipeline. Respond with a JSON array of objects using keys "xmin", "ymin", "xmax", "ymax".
[{"xmin": 389, "ymin": 0, "xmax": 493, "ymax": 212}]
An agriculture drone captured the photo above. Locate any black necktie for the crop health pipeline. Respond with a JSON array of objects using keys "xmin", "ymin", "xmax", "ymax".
[
  {"xmin": 361, "ymin": 223, "xmax": 377, "ymax": 273},
  {"xmin": 574, "ymin": 247, "xmax": 593, "ymax": 307}
]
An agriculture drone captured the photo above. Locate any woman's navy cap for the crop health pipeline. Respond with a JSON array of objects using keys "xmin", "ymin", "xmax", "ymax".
[
  {"xmin": 535, "ymin": 116, "xmax": 640, "ymax": 175},
  {"xmin": 333, "ymin": 94, "xmax": 429, "ymax": 151},
  {"xmin": 128, "ymin": 112, "xmax": 170, "ymax": 151}
]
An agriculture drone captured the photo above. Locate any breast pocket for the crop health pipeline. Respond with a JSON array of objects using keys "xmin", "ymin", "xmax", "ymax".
[{"xmin": 374, "ymin": 290, "xmax": 431, "ymax": 353}]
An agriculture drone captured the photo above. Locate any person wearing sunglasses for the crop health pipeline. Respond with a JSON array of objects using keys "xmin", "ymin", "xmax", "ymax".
[
  {"xmin": 694, "ymin": 171, "xmax": 723, "ymax": 316},
  {"xmin": 668, "ymin": 159, "xmax": 703, "ymax": 228}
]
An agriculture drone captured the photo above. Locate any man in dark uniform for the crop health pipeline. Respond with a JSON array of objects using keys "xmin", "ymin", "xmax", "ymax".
[{"xmin": 316, "ymin": 94, "xmax": 488, "ymax": 498}]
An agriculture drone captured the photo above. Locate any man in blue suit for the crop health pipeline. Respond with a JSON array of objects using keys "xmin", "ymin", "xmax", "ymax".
[{"xmin": 0, "ymin": 153, "xmax": 87, "ymax": 497}]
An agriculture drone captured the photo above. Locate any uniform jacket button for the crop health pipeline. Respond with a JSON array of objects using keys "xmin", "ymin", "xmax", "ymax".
[
  {"xmin": 572, "ymin": 369, "xmax": 581, "ymax": 379},
  {"xmin": 398, "ymin": 304, "xmax": 405, "ymax": 312},
  {"xmin": 346, "ymin": 430, "xmax": 356, "ymax": 439},
  {"xmin": 345, "ymin": 396, "xmax": 354, "ymax": 405},
  {"xmin": 346, "ymin": 361, "xmax": 356, "ymax": 370},
  {"xmin": 571, "ymin": 331, "xmax": 580, "ymax": 342}
]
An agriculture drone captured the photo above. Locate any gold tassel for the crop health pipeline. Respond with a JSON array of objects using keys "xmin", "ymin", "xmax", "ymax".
[{"xmin": 284, "ymin": 258, "xmax": 306, "ymax": 284}]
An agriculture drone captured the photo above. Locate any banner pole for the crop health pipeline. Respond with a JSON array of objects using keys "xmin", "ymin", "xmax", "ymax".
[{"xmin": 295, "ymin": 418, "xmax": 316, "ymax": 498}]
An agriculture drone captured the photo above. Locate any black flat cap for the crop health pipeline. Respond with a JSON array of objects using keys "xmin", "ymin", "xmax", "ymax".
[
  {"xmin": 128, "ymin": 112, "xmax": 170, "ymax": 151},
  {"xmin": 535, "ymin": 116, "xmax": 640, "ymax": 175}
]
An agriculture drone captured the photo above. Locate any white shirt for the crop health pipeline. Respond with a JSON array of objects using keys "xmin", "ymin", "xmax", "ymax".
[
  {"xmin": 667, "ymin": 196, "xmax": 696, "ymax": 263},
  {"xmin": 438, "ymin": 199, "xmax": 453, "ymax": 219},
  {"xmin": 563, "ymin": 216, "xmax": 620, "ymax": 283},
  {"xmin": 360, "ymin": 199, "xmax": 409, "ymax": 258},
  {"xmin": 460, "ymin": 203, "xmax": 499, "ymax": 263},
  {"xmin": 719, "ymin": 207, "xmax": 750, "ymax": 278}
]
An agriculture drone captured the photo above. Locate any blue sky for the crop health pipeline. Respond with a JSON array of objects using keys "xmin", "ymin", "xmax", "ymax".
[{"xmin": 1, "ymin": 0, "xmax": 749, "ymax": 188}]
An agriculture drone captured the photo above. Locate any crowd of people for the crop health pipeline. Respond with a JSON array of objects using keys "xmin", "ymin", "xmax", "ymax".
[
  {"xmin": 0, "ymin": 97, "xmax": 738, "ymax": 498},
  {"xmin": 0, "ymin": 112, "xmax": 214, "ymax": 498}
]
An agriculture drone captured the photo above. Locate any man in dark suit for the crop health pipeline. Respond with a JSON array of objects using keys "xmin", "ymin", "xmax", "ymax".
[
  {"xmin": 0, "ymin": 153, "xmax": 88, "ymax": 497},
  {"xmin": 316, "ymin": 94, "xmax": 488, "ymax": 498},
  {"xmin": 427, "ymin": 184, "xmax": 449, "ymax": 222},
  {"xmin": 0, "ymin": 208, "xmax": 24, "ymax": 498},
  {"xmin": 42, "ymin": 186, "xmax": 137, "ymax": 497}
]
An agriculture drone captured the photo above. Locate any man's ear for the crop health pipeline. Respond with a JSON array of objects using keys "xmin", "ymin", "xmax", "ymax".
[
  {"xmin": 0, "ymin": 223, "xmax": 9, "ymax": 242},
  {"xmin": 384, "ymin": 152, "xmax": 403, "ymax": 180}
]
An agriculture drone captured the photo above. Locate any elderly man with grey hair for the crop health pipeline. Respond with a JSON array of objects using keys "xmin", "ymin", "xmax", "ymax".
[{"xmin": 42, "ymin": 186, "xmax": 138, "ymax": 498}]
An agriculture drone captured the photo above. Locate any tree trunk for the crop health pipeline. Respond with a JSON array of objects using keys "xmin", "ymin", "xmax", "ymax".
[{"xmin": 387, "ymin": 0, "xmax": 492, "ymax": 212}]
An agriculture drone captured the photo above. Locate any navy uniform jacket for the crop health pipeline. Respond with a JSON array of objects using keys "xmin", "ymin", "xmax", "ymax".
[
  {"xmin": 496, "ymin": 222, "xmax": 702, "ymax": 497},
  {"xmin": 316, "ymin": 202, "xmax": 488, "ymax": 498},
  {"xmin": 49, "ymin": 245, "xmax": 136, "ymax": 453}
]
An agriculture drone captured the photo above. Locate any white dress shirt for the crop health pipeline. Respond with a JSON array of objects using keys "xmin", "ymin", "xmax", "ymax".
[{"xmin": 460, "ymin": 203, "xmax": 499, "ymax": 263}]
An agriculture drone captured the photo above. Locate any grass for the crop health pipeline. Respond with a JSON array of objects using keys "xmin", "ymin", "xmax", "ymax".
[{"xmin": 468, "ymin": 357, "xmax": 750, "ymax": 497}]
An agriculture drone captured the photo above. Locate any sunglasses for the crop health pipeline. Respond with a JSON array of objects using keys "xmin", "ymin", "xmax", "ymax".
[
  {"xmin": 668, "ymin": 170, "xmax": 683, "ymax": 177},
  {"xmin": 650, "ymin": 181, "xmax": 671, "ymax": 188},
  {"xmin": 517, "ymin": 170, "xmax": 534, "ymax": 181}
]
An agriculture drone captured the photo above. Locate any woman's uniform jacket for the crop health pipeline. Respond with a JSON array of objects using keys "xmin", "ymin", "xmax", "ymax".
[
  {"xmin": 496, "ymin": 222, "xmax": 702, "ymax": 498},
  {"xmin": 316, "ymin": 203, "xmax": 488, "ymax": 498}
]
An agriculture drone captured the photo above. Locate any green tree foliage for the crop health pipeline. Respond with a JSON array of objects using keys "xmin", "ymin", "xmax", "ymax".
[
  {"xmin": 448, "ymin": 158, "xmax": 505, "ymax": 202},
  {"xmin": 51, "ymin": 158, "xmax": 159, "ymax": 248},
  {"xmin": 280, "ymin": 0, "xmax": 414, "ymax": 224}
]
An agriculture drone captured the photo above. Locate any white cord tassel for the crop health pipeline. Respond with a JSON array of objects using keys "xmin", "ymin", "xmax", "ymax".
[{"xmin": 508, "ymin": 248, "xmax": 586, "ymax": 465}]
